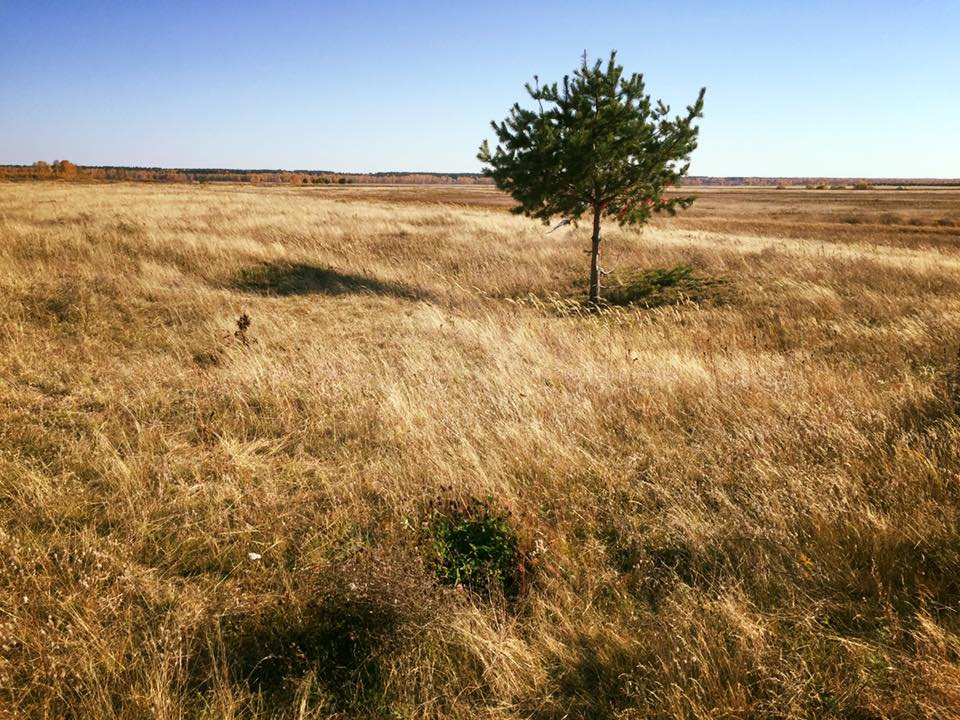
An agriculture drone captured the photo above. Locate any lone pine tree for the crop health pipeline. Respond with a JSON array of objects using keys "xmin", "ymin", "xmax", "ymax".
[{"xmin": 479, "ymin": 51, "xmax": 705, "ymax": 305}]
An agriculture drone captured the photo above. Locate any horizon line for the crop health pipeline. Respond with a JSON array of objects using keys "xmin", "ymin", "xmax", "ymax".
[{"xmin": 2, "ymin": 163, "xmax": 959, "ymax": 182}]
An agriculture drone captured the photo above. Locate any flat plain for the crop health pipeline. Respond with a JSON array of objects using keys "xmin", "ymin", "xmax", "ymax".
[{"xmin": 1, "ymin": 181, "xmax": 960, "ymax": 718}]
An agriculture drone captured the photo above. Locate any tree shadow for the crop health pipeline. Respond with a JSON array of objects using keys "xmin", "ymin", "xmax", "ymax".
[
  {"xmin": 230, "ymin": 262, "xmax": 426, "ymax": 300},
  {"xmin": 604, "ymin": 264, "xmax": 728, "ymax": 308}
]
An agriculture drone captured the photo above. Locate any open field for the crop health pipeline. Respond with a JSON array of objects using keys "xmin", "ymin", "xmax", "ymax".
[
  {"xmin": 306, "ymin": 183, "xmax": 960, "ymax": 245},
  {"xmin": 2, "ymin": 181, "xmax": 960, "ymax": 718}
]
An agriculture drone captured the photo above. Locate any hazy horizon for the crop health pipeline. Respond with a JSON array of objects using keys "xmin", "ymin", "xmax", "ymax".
[
  {"xmin": 2, "ymin": 1, "xmax": 958, "ymax": 177},
  {"xmin": 3, "ymin": 162, "xmax": 958, "ymax": 181}
]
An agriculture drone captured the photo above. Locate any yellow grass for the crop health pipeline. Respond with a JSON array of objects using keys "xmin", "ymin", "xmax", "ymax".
[{"xmin": 2, "ymin": 181, "xmax": 960, "ymax": 718}]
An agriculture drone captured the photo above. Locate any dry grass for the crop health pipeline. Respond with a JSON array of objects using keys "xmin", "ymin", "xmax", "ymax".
[{"xmin": 2, "ymin": 181, "xmax": 960, "ymax": 719}]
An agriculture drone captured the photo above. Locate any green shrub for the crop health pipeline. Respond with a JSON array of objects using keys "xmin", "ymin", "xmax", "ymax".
[{"xmin": 425, "ymin": 495, "xmax": 527, "ymax": 598}]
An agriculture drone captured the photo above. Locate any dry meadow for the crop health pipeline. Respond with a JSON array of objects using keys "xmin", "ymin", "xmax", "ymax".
[{"xmin": 2, "ymin": 181, "xmax": 960, "ymax": 718}]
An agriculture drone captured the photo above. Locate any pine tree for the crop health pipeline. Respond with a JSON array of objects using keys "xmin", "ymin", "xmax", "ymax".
[{"xmin": 478, "ymin": 51, "xmax": 705, "ymax": 305}]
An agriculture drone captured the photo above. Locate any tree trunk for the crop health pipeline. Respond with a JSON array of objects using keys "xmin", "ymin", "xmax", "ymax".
[{"xmin": 588, "ymin": 202, "xmax": 602, "ymax": 305}]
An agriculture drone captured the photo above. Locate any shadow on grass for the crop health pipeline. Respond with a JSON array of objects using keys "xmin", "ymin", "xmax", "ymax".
[
  {"xmin": 189, "ymin": 550, "xmax": 439, "ymax": 714},
  {"xmin": 526, "ymin": 634, "xmax": 639, "ymax": 719},
  {"xmin": 605, "ymin": 264, "xmax": 727, "ymax": 308},
  {"xmin": 230, "ymin": 262, "xmax": 426, "ymax": 300},
  {"xmin": 191, "ymin": 590, "xmax": 408, "ymax": 714},
  {"xmin": 221, "ymin": 598, "xmax": 397, "ymax": 708}
]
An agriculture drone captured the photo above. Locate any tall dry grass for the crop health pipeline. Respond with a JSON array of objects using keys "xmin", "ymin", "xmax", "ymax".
[{"xmin": 1, "ymin": 181, "xmax": 960, "ymax": 718}]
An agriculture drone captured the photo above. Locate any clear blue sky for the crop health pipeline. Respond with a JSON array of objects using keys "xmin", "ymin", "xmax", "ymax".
[{"xmin": 1, "ymin": 1, "xmax": 957, "ymax": 176}]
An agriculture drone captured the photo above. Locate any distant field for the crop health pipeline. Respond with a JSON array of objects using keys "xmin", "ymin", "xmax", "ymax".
[
  {"xmin": 2, "ymin": 182, "xmax": 960, "ymax": 718},
  {"xmin": 312, "ymin": 183, "xmax": 960, "ymax": 243}
]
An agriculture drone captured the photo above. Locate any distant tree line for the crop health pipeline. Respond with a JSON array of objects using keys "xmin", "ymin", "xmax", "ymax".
[
  {"xmin": 0, "ymin": 162, "xmax": 495, "ymax": 185},
  {"xmin": 2, "ymin": 163, "xmax": 955, "ymax": 187}
]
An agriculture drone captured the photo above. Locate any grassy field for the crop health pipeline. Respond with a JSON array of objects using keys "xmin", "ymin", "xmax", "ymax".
[{"xmin": 2, "ymin": 181, "xmax": 960, "ymax": 719}]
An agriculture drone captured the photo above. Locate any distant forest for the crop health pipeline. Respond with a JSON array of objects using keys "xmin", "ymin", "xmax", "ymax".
[
  {"xmin": 1, "ymin": 161, "xmax": 958, "ymax": 187},
  {"xmin": 0, "ymin": 161, "xmax": 489, "ymax": 185}
]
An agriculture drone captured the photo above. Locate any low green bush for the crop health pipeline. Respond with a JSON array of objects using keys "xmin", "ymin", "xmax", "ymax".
[{"xmin": 425, "ymin": 495, "xmax": 527, "ymax": 598}]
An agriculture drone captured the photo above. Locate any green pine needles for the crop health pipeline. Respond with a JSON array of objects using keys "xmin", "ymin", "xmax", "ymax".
[{"xmin": 479, "ymin": 51, "xmax": 706, "ymax": 305}]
